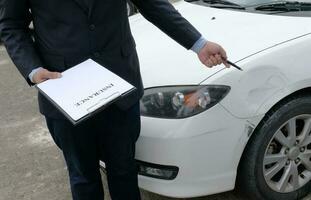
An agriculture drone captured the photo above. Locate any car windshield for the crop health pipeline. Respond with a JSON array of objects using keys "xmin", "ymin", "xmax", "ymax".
[
  {"xmin": 186, "ymin": 0, "xmax": 311, "ymax": 15},
  {"xmin": 226, "ymin": 0, "xmax": 311, "ymax": 7}
]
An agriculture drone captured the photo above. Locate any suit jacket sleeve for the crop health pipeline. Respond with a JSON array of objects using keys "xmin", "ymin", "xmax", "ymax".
[
  {"xmin": 0, "ymin": 0, "xmax": 43, "ymax": 85},
  {"xmin": 130, "ymin": 0, "xmax": 202, "ymax": 50}
]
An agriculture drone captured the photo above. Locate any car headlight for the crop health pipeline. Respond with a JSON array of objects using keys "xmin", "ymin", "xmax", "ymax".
[{"xmin": 140, "ymin": 85, "xmax": 230, "ymax": 119}]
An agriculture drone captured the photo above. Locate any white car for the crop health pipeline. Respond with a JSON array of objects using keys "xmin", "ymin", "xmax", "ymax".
[{"xmin": 129, "ymin": 0, "xmax": 311, "ymax": 199}]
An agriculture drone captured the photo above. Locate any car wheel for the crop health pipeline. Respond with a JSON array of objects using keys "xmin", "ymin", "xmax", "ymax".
[
  {"xmin": 238, "ymin": 95, "xmax": 311, "ymax": 200},
  {"xmin": 127, "ymin": 1, "xmax": 136, "ymax": 16}
]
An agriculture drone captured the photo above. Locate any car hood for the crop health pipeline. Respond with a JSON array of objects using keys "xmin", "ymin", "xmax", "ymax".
[{"xmin": 130, "ymin": 1, "xmax": 311, "ymax": 88}]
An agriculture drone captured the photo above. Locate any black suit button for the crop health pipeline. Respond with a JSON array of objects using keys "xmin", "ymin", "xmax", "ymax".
[
  {"xmin": 89, "ymin": 24, "xmax": 96, "ymax": 31},
  {"xmin": 94, "ymin": 52, "xmax": 100, "ymax": 58}
]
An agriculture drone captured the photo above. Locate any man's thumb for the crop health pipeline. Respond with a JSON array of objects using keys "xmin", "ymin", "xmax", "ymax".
[{"xmin": 44, "ymin": 71, "xmax": 62, "ymax": 79}]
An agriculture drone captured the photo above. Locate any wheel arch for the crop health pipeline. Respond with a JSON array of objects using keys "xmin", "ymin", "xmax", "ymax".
[{"xmin": 236, "ymin": 86, "xmax": 311, "ymax": 182}]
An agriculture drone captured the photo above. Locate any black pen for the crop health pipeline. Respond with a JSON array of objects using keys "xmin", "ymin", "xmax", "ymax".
[{"xmin": 226, "ymin": 60, "xmax": 243, "ymax": 71}]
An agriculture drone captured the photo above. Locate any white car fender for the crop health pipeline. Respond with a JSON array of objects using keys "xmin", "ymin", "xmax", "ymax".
[
  {"xmin": 202, "ymin": 33, "xmax": 311, "ymax": 120},
  {"xmin": 198, "ymin": 34, "xmax": 311, "ymax": 178}
]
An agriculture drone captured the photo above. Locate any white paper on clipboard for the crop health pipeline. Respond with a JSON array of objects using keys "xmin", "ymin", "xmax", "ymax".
[{"xmin": 36, "ymin": 59, "xmax": 136, "ymax": 124}]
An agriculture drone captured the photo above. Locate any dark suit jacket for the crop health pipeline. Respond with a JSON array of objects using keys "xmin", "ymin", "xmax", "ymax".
[{"xmin": 0, "ymin": 0, "xmax": 201, "ymax": 119}]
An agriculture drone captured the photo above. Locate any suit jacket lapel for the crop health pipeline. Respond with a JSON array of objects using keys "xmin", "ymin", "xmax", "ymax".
[{"xmin": 72, "ymin": 0, "xmax": 89, "ymax": 16}]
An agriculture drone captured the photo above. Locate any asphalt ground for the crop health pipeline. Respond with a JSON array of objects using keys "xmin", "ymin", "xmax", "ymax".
[{"xmin": 0, "ymin": 46, "xmax": 310, "ymax": 200}]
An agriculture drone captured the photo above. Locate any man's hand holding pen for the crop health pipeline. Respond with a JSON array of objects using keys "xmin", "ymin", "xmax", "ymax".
[{"xmin": 198, "ymin": 41, "xmax": 242, "ymax": 71}]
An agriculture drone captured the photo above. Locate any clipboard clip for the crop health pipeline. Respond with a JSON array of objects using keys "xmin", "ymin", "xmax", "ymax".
[{"xmin": 86, "ymin": 92, "xmax": 120, "ymax": 113}]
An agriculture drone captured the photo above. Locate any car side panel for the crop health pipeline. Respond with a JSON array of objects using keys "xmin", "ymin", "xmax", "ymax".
[
  {"xmin": 203, "ymin": 34, "xmax": 311, "ymax": 119},
  {"xmin": 199, "ymin": 36, "xmax": 311, "ymax": 188}
]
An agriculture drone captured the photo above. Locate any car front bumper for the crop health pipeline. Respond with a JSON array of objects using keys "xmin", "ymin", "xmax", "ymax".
[{"xmin": 136, "ymin": 104, "xmax": 252, "ymax": 198}]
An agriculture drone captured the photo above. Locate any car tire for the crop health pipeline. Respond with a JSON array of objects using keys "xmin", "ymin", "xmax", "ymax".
[
  {"xmin": 237, "ymin": 95, "xmax": 311, "ymax": 200},
  {"xmin": 127, "ymin": 1, "xmax": 136, "ymax": 16}
]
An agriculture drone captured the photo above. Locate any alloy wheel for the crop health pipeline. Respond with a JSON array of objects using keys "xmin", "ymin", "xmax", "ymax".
[{"xmin": 263, "ymin": 115, "xmax": 311, "ymax": 193}]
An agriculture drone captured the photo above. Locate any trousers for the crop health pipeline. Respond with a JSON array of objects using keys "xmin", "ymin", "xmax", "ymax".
[{"xmin": 45, "ymin": 102, "xmax": 141, "ymax": 200}]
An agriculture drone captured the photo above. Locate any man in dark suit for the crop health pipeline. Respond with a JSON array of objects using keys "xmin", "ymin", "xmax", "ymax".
[{"xmin": 0, "ymin": 0, "xmax": 228, "ymax": 199}]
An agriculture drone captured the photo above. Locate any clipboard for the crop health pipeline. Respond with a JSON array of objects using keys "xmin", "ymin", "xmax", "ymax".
[{"xmin": 36, "ymin": 59, "xmax": 136, "ymax": 125}]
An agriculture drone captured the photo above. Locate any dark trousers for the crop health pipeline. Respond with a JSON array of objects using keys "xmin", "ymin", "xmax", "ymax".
[{"xmin": 45, "ymin": 102, "xmax": 141, "ymax": 200}]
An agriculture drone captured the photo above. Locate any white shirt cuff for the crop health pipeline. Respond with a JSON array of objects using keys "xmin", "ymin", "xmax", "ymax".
[
  {"xmin": 191, "ymin": 36, "xmax": 208, "ymax": 54},
  {"xmin": 28, "ymin": 67, "xmax": 42, "ymax": 83}
]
